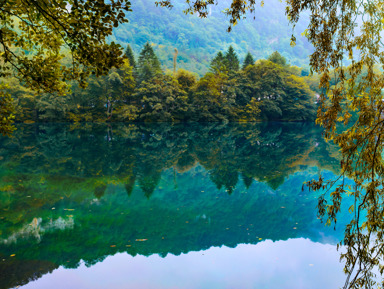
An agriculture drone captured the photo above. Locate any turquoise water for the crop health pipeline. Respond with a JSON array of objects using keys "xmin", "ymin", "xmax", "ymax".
[{"xmin": 0, "ymin": 123, "xmax": 350, "ymax": 288}]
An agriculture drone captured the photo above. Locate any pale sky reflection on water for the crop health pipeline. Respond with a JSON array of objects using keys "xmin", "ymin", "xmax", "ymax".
[{"xmin": 20, "ymin": 238, "xmax": 345, "ymax": 289}]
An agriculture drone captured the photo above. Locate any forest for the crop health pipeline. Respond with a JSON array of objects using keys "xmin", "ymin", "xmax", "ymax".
[{"xmin": 3, "ymin": 44, "xmax": 318, "ymax": 123}]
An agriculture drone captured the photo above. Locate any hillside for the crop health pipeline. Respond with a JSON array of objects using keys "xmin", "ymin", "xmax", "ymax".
[{"xmin": 110, "ymin": 0, "xmax": 312, "ymax": 75}]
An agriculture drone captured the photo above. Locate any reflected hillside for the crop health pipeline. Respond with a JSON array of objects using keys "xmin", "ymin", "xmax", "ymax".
[
  {"xmin": 0, "ymin": 123, "xmax": 341, "ymax": 236},
  {"xmin": 0, "ymin": 122, "xmax": 339, "ymax": 185},
  {"xmin": 0, "ymin": 123, "xmax": 345, "ymax": 289}
]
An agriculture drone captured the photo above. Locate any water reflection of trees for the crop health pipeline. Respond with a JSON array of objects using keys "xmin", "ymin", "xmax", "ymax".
[
  {"xmin": 0, "ymin": 122, "xmax": 341, "ymax": 236},
  {"xmin": 0, "ymin": 259, "xmax": 58, "ymax": 289},
  {"xmin": 0, "ymin": 122, "xmax": 339, "ymax": 195},
  {"xmin": 0, "ymin": 123, "xmax": 344, "ymax": 289}
]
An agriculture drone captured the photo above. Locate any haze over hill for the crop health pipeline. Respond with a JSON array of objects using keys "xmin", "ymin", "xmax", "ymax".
[{"xmin": 110, "ymin": 0, "xmax": 312, "ymax": 75}]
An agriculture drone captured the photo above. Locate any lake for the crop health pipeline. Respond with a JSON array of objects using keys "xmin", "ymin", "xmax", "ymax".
[{"xmin": 0, "ymin": 122, "xmax": 352, "ymax": 288}]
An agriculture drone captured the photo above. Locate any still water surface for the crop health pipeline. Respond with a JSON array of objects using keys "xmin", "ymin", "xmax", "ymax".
[{"xmin": 0, "ymin": 122, "xmax": 351, "ymax": 288}]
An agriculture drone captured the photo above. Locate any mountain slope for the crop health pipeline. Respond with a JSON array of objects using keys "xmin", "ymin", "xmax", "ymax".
[{"xmin": 109, "ymin": 0, "xmax": 312, "ymax": 75}]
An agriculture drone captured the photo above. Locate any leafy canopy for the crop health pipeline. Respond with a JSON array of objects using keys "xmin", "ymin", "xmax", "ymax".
[
  {"xmin": 268, "ymin": 51, "xmax": 287, "ymax": 67},
  {"xmin": 0, "ymin": 0, "xmax": 132, "ymax": 134}
]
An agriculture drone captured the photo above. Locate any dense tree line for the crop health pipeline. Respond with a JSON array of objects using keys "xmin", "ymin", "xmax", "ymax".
[{"xmin": 3, "ymin": 45, "xmax": 317, "ymax": 123}]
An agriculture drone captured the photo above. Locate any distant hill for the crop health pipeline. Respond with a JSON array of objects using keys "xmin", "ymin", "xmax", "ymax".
[{"xmin": 109, "ymin": 0, "xmax": 312, "ymax": 75}]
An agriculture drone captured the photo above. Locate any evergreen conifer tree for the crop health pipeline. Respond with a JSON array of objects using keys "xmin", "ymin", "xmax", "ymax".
[
  {"xmin": 125, "ymin": 45, "xmax": 136, "ymax": 69},
  {"xmin": 209, "ymin": 51, "xmax": 227, "ymax": 74},
  {"xmin": 137, "ymin": 43, "xmax": 162, "ymax": 82},
  {"xmin": 242, "ymin": 52, "xmax": 255, "ymax": 69},
  {"xmin": 225, "ymin": 46, "xmax": 240, "ymax": 72}
]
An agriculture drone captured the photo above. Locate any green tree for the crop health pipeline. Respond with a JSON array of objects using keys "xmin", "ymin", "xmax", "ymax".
[
  {"xmin": 114, "ymin": 60, "xmax": 138, "ymax": 121},
  {"xmin": 105, "ymin": 59, "xmax": 136, "ymax": 120},
  {"xmin": 268, "ymin": 51, "xmax": 287, "ymax": 67},
  {"xmin": 134, "ymin": 74, "xmax": 188, "ymax": 122},
  {"xmin": 67, "ymin": 59, "xmax": 136, "ymax": 122},
  {"xmin": 2, "ymin": 77, "xmax": 36, "ymax": 122},
  {"xmin": 225, "ymin": 46, "xmax": 240, "ymax": 72},
  {"xmin": 105, "ymin": 71, "xmax": 124, "ymax": 119},
  {"xmin": 192, "ymin": 72, "xmax": 226, "ymax": 121},
  {"xmin": 137, "ymin": 43, "xmax": 162, "ymax": 83},
  {"xmin": 118, "ymin": 60, "xmax": 137, "ymax": 102},
  {"xmin": 259, "ymin": 99, "xmax": 282, "ymax": 120},
  {"xmin": 245, "ymin": 60, "xmax": 285, "ymax": 102},
  {"xmin": 176, "ymin": 69, "xmax": 198, "ymax": 92},
  {"xmin": 191, "ymin": 69, "xmax": 240, "ymax": 121},
  {"xmin": 282, "ymin": 75, "xmax": 316, "ymax": 121},
  {"xmin": 69, "ymin": 76, "xmax": 105, "ymax": 122},
  {"xmin": 242, "ymin": 52, "xmax": 255, "ymax": 70},
  {"xmin": 209, "ymin": 52, "xmax": 227, "ymax": 74},
  {"xmin": 125, "ymin": 45, "xmax": 137, "ymax": 69},
  {"xmin": 243, "ymin": 97, "xmax": 261, "ymax": 122},
  {"xmin": 36, "ymin": 93, "xmax": 70, "ymax": 121}
]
